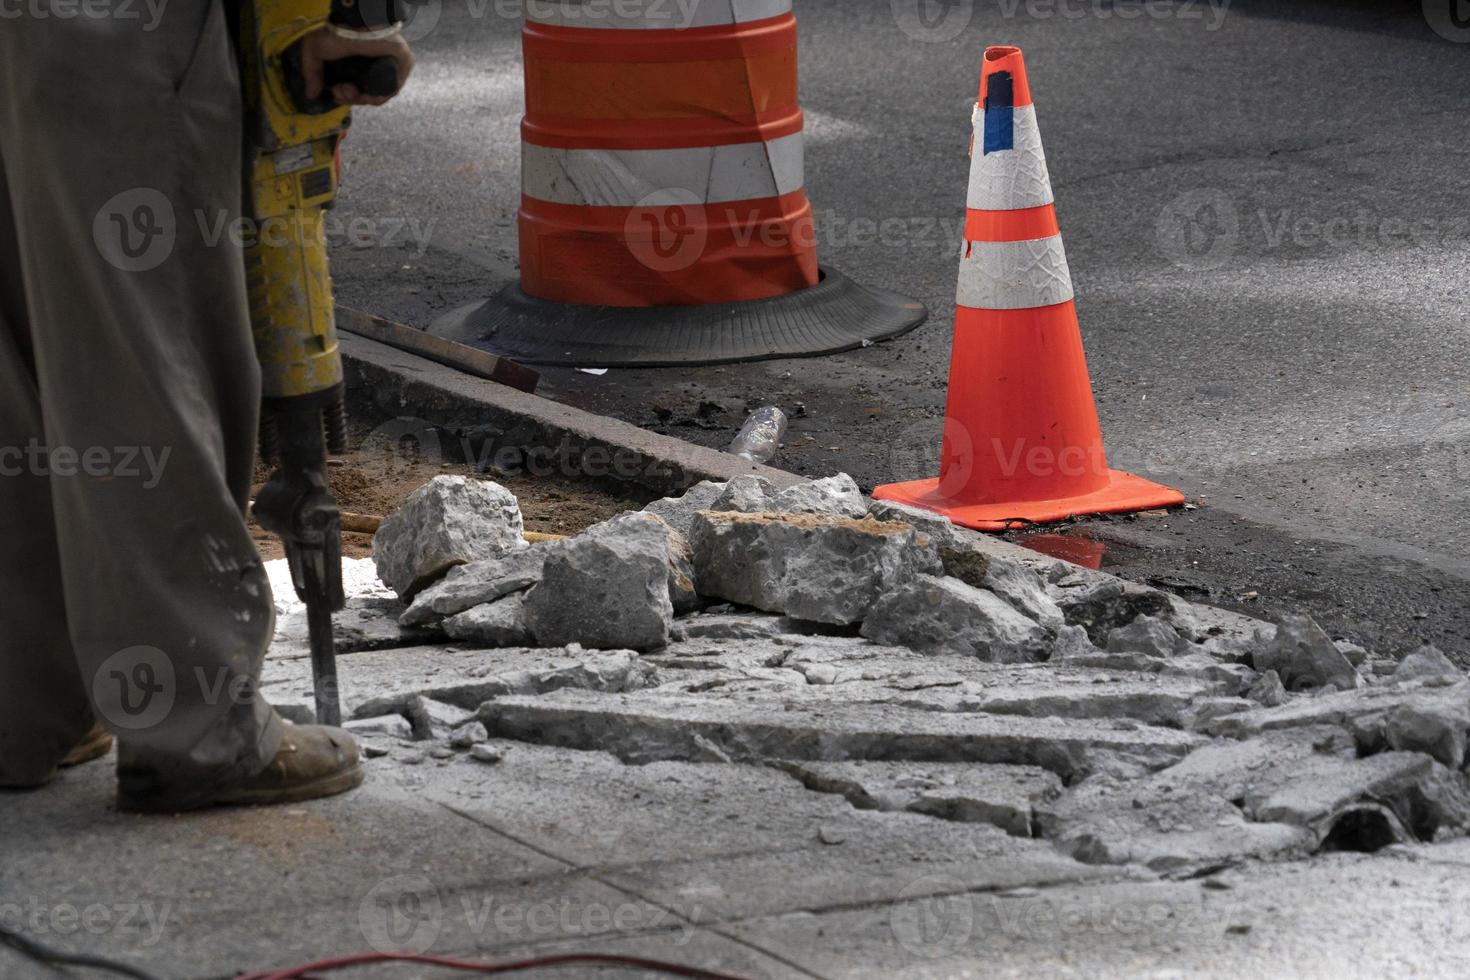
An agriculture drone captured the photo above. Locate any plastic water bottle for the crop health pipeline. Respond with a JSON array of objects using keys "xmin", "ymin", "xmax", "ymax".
[{"xmin": 728, "ymin": 406, "xmax": 788, "ymax": 464}]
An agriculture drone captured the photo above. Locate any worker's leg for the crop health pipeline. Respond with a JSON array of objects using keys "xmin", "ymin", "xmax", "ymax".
[
  {"xmin": 0, "ymin": 0, "xmax": 284, "ymax": 798},
  {"xmin": 0, "ymin": 147, "xmax": 96, "ymax": 788}
]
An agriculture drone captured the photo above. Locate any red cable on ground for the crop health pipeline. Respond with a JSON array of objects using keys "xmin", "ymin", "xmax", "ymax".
[{"xmin": 237, "ymin": 951, "xmax": 753, "ymax": 980}]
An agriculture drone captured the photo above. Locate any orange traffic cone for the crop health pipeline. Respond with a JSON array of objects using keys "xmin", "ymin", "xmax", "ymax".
[{"xmin": 874, "ymin": 46, "xmax": 1183, "ymax": 531}]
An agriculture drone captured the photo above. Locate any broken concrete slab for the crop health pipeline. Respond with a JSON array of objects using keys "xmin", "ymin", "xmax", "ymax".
[
  {"xmin": 476, "ymin": 689, "xmax": 1204, "ymax": 782},
  {"xmin": 272, "ymin": 594, "xmax": 433, "ymax": 658},
  {"xmin": 1037, "ymin": 728, "xmax": 1345, "ymax": 871},
  {"xmin": 259, "ymin": 645, "xmax": 657, "ymax": 719},
  {"xmin": 641, "ymin": 479, "xmax": 726, "ymax": 538},
  {"xmin": 691, "ymin": 512, "xmax": 941, "ymax": 625},
  {"xmin": 372, "ymin": 476, "xmax": 526, "ymax": 600},
  {"xmin": 778, "ymin": 760, "xmax": 1062, "ymax": 838},
  {"xmin": 1056, "ymin": 649, "xmax": 1259, "ymax": 697},
  {"xmin": 1246, "ymin": 750, "xmax": 1437, "ymax": 842},
  {"xmin": 442, "ymin": 593, "xmax": 533, "ymax": 648},
  {"xmin": 1204, "ymin": 681, "xmax": 1470, "ymax": 748},
  {"xmin": 860, "ymin": 575, "xmax": 1050, "ymax": 664},
  {"xmin": 768, "ymin": 473, "xmax": 868, "ymax": 519},
  {"xmin": 523, "ymin": 516, "xmax": 680, "ymax": 651},
  {"xmin": 1178, "ymin": 697, "xmax": 1256, "ymax": 732},
  {"xmin": 1041, "ymin": 719, "xmax": 1470, "ymax": 873},
  {"xmin": 1253, "ymin": 615, "xmax": 1362, "ymax": 693},
  {"xmin": 398, "ymin": 545, "xmax": 550, "ymax": 628}
]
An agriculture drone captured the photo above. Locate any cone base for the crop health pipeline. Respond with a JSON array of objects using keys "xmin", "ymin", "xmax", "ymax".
[{"xmin": 873, "ymin": 470, "xmax": 1186, "ymax": 532}]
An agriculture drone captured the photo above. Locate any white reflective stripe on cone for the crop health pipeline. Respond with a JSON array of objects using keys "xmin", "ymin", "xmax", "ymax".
[
  {"xmin": 524, "ymin": 0, "xmax": 791, "ymax": 29},
  {"xmin": 955, "ymin": 236, "xmax": 1075, "ymax": 311},
  {"xmin": 966, "ymin": 105, "xmax": 1055, "ymax": 212},
  {"xmin": 522, "ymin": 133, "xmax": 804, "ymax": 207}
]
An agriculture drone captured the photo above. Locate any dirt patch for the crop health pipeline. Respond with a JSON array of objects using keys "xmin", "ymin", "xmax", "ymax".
[{"xmin": 250, "ymin": 439, "xmax": 643, "ymax": 562}]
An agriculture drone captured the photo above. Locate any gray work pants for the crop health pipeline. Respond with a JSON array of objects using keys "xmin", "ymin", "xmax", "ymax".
[{"xmin": 0, "ymin": 0, "xmax": 284, "ymax": 791}]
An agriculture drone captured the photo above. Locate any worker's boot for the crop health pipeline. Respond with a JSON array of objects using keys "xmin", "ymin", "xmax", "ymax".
[
  {"xmin": 118, "ymin": 725, "xmax": 362, "ymax": 813},
  {"xmin": 60, "ymin": 723, "xmax": 114, "ymax": 768}
]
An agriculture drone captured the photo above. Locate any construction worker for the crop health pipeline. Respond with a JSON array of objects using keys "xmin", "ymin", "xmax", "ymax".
[{"xmin": 0, "ymin": 2, "xmax": 412, "ymax": 809}]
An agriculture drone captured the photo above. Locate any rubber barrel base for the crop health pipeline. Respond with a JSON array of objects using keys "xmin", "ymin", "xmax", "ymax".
[{"xmin": 429, "ymin": 267, "xmax": 928, "ymax": 368}]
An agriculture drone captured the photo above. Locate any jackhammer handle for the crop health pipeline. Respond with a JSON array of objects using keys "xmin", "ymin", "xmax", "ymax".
[
  {"xmin": 323, "ymin": 56, "xmax": 401, "ymax": 98},
  {"xmin": 283, "ymin": 47, "xmax": 401, "ymax": 113}
]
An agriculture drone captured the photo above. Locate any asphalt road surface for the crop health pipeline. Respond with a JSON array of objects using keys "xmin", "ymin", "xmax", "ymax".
[{"xmin": 331, "ymin": 0, "xmax": 1470, "ymax": 659}]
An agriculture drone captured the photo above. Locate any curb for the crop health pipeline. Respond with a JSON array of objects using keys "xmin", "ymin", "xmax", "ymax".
[
  {"xmin": 340, "ymin": 333, "xmax": 801, "ymax": 499},
  {"xmin": 342, "ymin": 332, "xmax": 1266, "ymax": 643}
]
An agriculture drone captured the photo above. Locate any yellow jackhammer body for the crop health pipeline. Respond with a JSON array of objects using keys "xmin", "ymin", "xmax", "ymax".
[{"xmin": 235, "ymin": 0, "xmax": 399, "ymax": 726}]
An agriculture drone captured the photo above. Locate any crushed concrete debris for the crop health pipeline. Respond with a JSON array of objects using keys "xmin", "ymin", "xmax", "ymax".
[
  {"xmin": 692, "ymin": 511, "xmax": 941, "ymax": 625},
  {"xmin": 262, "ymin": 472, "xmax": 1470, "ymax": 879},
  {"xmin": 373, "ymin": 476, "xmax": 525, "ymax": 600},
  {"xmin": 860, "ymin": 575, "xmax": 1050, "ymax": 663},
  {"xmin": 1253, "ymin": 615, "xmax": 1362, "ymax": 692}
]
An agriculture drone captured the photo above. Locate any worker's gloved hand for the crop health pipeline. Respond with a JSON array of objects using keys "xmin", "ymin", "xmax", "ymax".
[{"xmin": 299, "ymin": 27, "xmax": 414, "ymax": 107}]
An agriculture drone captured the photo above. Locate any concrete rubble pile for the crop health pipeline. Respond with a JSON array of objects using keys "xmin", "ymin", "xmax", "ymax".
[{"xmin": 260, "ymin": 474, "xmax": 1470, "ymax": 876}]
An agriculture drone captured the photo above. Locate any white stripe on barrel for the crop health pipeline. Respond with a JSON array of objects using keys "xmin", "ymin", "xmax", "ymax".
[
  {"xmin": 966, "ymin": 105, "xmax": 1054, "ymax": 212},
  {"xmin": 524, "ymin": 0, "xmax": 791, "ymax": 29},
  {"xmin": 955, "ymin": 236, "xmax": 1074, "ymax": 310},
  {"xmin": 523, "ymin": 133, "xmax": 804, "ymax": 207}
]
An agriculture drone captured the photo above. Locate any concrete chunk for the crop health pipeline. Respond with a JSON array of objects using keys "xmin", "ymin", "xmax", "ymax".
[
  {"xmin": 1253, "ymin": 615, "xmax": 1362, "ymax": 692},
  {"xmin": 691, "ymin": 512, "xmax": 941, "ymax": 625},
  {"xmin": 710, "ymin": 475, "xmax": 774, "ymax": 513},
  {"xmin": 1106, "ymin": 615, "xmax": 1193, "ymax": 658},
  {"xmin": 1393, "ymin": 646, "xmax": 1464, "ymax": 685},
  {"xmin": 861, "ymin": 575, "xmax": 1050, "ymax": 663},
  {"xmin": 524, "ymin": 514, "xmax": 687, "ymax": 651},
  {"xmin": 983, "ymin": 558, "xmax": 1066, "ymax": 634},
  {"xmin": 442, "ymin": 593, "xmax": 533, "ymax": 648},
  {"xmin": 372, "ymin": 476, "xmax": 525, "ymax": 600},
  {"xmin": 768, "ymin": 473, "xmax": 868, "ymax": 519},
  {"xmin": 1049, "ymin": 574, "xmax": 1175, "ymax": 644},
  {"xmin": 1385, "ymin": 699, "xmax": 1470, "ymax": 770},
  {"xmin": 641, "ymin": 480, "xmax": 726, "ymax": 538},
  {"xmin": 399, "ymin": 546, "xmax": 549, "ymax": 627}
]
